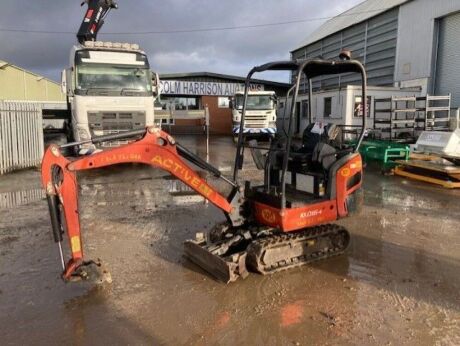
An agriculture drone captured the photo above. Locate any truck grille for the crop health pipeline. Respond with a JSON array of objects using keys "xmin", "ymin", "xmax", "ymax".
[
  {"xmin": 244, "ymin": 114, "xmax": 269, "ymax": 128},
  {"xmin": 88, "ymin": 111, "xmax": 146, "ymax": 148}
]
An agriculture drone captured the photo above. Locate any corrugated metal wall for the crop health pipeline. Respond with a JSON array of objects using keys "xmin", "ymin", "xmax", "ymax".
[
  {"xmin": 291, "ymin": 8, "xmax": 399, "ymax": 92},
  {"xmin": 0, "ymin": 61, "xmax": 65, "ymax": 102},
  {"xmin": 435, "ymin": 12, "xmax": 460, "ymax": 108},
  {"xmin": 395, "ymin": 0, "xmax": 460, "ymax": 86}
]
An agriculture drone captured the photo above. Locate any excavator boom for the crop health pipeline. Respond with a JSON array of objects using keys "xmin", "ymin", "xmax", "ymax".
[{"xmin": 41, "ymin": 127, "xmax": 243, "ymax": 280}]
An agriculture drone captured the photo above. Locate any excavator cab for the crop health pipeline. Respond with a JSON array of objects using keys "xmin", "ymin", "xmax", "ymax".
[
  {"xmin": 185, "ymin": 54, "xmax": 367, "ymax": 282},
  {"xmin": 235, "ymin": 55, "xmax": 367, "ymax": 232}
]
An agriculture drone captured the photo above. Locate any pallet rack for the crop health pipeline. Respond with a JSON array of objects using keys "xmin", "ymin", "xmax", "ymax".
[
  {"xmin": 414, "ymin": 94, "xmax": 451, "ymax": 132},
  {"xmin": 373, "ymin": 94, "xmax": 451, "ymax": 142},
  {"xmin": 373, "ymin": 96, "xmax": 417, "ymax": 142}
]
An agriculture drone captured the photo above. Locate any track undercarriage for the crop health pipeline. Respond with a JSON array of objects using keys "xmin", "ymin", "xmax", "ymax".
[{"xmin": 184, "ymin": 223, "xmax": 351, "ymax": 283}]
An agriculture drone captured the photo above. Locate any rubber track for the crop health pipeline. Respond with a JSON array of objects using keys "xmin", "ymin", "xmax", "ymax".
[{"xmin": 246, "ymin": 224, "xmax": 350, "ymax": 275}]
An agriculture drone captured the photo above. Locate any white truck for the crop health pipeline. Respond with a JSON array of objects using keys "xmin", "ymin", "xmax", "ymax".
[
  {"xmin": 231, "ymin": 91, "xmax": 277, "ymax": 141},
  {"xmin": 59, "ymin": 0, "xmax": 158, "ymax": 154}
]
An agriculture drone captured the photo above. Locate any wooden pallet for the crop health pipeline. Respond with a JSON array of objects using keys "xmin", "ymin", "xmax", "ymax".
[{"xmin": 394, "ymin": 155, "xmax": 460, "ymax": 188}]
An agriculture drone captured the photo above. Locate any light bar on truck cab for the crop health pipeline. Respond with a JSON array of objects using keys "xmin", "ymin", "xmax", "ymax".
[
  {"xmin": 83, "ymin": 41, "xmax": 141, "ymax": 52},
  {"xmin": 81, "ymin": 51, "xmax": 146, "ymax": 65}
]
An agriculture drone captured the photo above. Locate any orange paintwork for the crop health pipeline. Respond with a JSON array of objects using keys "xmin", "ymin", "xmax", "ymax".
[
  {"xmin": 41, "ymin": 128, "xmax": 233, "ymax": 279},
  {"xmin": 254, "ymin": 199, "xmax": 338, "ymax": 232},
  {"xmin": 41, "ymin": 126, "xmax": 363, "ymax": 279},
  {"xmin": 336, "ymin": 154, "xmax": 363, "ymax": 217},
  {"xmin": 253, "ymin": 154, "xmax": 363, "ymax": 232}
]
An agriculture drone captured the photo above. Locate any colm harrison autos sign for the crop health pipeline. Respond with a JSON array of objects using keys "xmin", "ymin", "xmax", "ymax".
[{"xmin": 159, "ymin": 80, "xmax": 264, "ymax": 96}]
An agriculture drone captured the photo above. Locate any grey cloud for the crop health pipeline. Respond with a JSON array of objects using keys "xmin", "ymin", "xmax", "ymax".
[{"xmin": 0, "ymin": 0, "xmax": 363, "ymax": 82}]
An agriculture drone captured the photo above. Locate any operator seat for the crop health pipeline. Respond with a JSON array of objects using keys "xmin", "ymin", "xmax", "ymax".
[
  {"xmin": 250, "ymin": 122, "xmax": 342, "ymax": 172},
  {"xmin": 290, "ymin": 122, "xmax": 341, "ymax": 169}
]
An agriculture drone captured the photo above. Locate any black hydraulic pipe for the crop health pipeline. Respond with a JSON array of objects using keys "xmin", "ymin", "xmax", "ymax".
[
  {"xmin": 176, "ymin": 143, "xmax": 237, "ymax": 187},
  {"xmin": 60, "ymin": 128, "xmax": 147, "ymax": 149},
  {"xmin": 308, "ymin": 79, "xmax": 313, "ymax": 124},
  {"xmin": 91, "ymin": 129, "xmax": 146, "ymax": 145},
  {"xmin": 46, "ymin": 195, "xmax": 63, "ymax": 243}
]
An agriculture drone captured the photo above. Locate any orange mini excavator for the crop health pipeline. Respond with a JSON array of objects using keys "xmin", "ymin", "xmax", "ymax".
[{"xmin": 42, "ymin": 52, "xmax": 367, "ymax": 283}]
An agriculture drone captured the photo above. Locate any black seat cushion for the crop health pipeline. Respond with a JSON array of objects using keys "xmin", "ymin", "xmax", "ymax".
[{"xmin": 312, "ymin": 142, "xmax": 337, "ymax": 170}]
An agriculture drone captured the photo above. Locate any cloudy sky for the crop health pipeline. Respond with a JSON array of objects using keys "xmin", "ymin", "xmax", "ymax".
[{"xmin": 0, "ymin": 0, "xmax": 363, "ymax": 82}]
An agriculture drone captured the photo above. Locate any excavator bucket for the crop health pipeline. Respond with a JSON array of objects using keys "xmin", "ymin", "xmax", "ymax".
[{"xmin": 184, "ymin": 236, "xmax": 249, "ymax": 284}]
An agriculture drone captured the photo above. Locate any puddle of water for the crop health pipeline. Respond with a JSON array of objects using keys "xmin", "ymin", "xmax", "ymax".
[{"xmin": 79, "ymin": 176, "xmax": 204, "ymax": 210}]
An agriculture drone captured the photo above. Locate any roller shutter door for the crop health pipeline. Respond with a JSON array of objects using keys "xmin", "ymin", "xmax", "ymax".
[{"xmin": 435, "ymin": 12, "xmax": 460, "ymax": 107}]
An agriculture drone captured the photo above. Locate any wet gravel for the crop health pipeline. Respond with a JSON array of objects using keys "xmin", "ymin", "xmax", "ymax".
[{"xmin": 0, "ymin": 135, "xmax": 459, "ymax": 345}]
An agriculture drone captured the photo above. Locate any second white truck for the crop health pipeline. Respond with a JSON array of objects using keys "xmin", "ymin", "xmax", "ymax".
[{"xmin": 231, "ymin": 91, "xmax": 277, "ymax": 141}]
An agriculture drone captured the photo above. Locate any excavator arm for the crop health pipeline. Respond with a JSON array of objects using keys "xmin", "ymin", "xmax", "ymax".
[
  {"xmin": 41, "ymin": 127, "xmax": 243, "ymax": 280},
  {"xmin": 77, "ymin": 0, "xmax": 118, "ymax": 44}
]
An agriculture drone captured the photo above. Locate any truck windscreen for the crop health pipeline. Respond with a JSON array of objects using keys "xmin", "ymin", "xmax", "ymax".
[
  {"xmin": 75, "ymin": 64, "xmax": 152, "ymax": 96},
  {"xmin": 235, "ymin": 95, "xmax": 273, "ymax": 110}
]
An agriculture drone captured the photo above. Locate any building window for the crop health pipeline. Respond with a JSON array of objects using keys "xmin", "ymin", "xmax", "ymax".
[
  {"xmin": 324, "ymin": 97, "xmax": 332, "ymax": 118},
  {"xmin": 218, "ymin": 97, "xmax": 230, "ymax": 108},
  {"xmin": 158, "ymin": 96, "xmax": 200, "ymax": 111},
  {"xmin": 301, "ymin": 100, "xmax": 309, "ymax": 118},
  {"xmin": 187, "ymin": 97, "xmax": 199, "ymax": 110},
  {"xmin": 161, "ymin": 118, "xmax": 175, "ymax": 125},
  {"xmin": 174, "ymin": 97, "xmax": 188, "ymax": 110}
]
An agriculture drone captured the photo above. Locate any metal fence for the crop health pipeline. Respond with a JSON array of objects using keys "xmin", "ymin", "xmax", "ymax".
[
  {"xmin": 0, "ymin": 188, "xmax": 45, "ymax": 209},
  {"xmin": 0, "ymin": 101, "xmax": 44, "ymax": 175}
]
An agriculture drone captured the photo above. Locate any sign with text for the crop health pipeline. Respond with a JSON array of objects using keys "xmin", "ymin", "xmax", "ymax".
[
  {"xmin": 159, "ymin": 80, "xmax": 264, "ymax": 96},
  {"xmin": 354, "ymin": 96, "xmax": 372, "ymax": 118}
]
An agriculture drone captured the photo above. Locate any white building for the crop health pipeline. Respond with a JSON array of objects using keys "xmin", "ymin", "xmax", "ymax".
[{"xmin": 289, "ymin": 0, "xmax": 460, "ymax": 133}]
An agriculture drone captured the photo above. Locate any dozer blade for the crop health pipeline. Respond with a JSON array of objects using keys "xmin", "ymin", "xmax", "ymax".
[{"xmin": 184, "ymin": 239, "xmax": 248, "ymax": 284}]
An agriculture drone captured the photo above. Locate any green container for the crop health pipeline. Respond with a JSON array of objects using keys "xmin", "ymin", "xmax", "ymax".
[{"xmin": 347, "ymin": 139, "xmax": 410, "ymax": 167}]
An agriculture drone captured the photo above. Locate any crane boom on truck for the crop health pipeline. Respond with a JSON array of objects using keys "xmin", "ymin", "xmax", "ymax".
[
  {"xmin": 61, "ymin": 1, "xmax": 159, "ymax": 155},
  {"xmin": 77, "ymin": 0, "xmax": 118, "ymax": 44}
]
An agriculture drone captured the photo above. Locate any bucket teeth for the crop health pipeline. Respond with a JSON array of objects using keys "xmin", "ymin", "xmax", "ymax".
[{"xmin": 184, "ymin": 239, "xmax": 248, "ymax": 284}]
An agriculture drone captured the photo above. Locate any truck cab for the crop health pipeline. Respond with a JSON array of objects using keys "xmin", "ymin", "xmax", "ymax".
[
  {"xmin": 62, "ymin": 41, "xmax": 158, "ymax": 154},
  {"xmin": 231, "ymin": 91, "xmax": 277, "ymax": 141}
]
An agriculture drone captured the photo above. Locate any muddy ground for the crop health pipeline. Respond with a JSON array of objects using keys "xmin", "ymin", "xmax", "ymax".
[{"xmin": 0, "ymin": 135, "xmax": 459, "ymax": 345}]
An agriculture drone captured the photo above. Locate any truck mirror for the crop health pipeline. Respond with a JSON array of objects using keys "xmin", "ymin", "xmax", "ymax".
[
  {"xmin": 61, "ymin": 69, "xmax": 67, "ymax": 95},
  {"xmin": 229, "ymin": 98, "xmax": 233, "ymax": 109},
  {"xmin": 65, "ymin": 68, "xmax": 73, "ymax": 96},
  {"xmin": 152, "ymin": 72, "xmax": 160, "ymax": 97}
]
